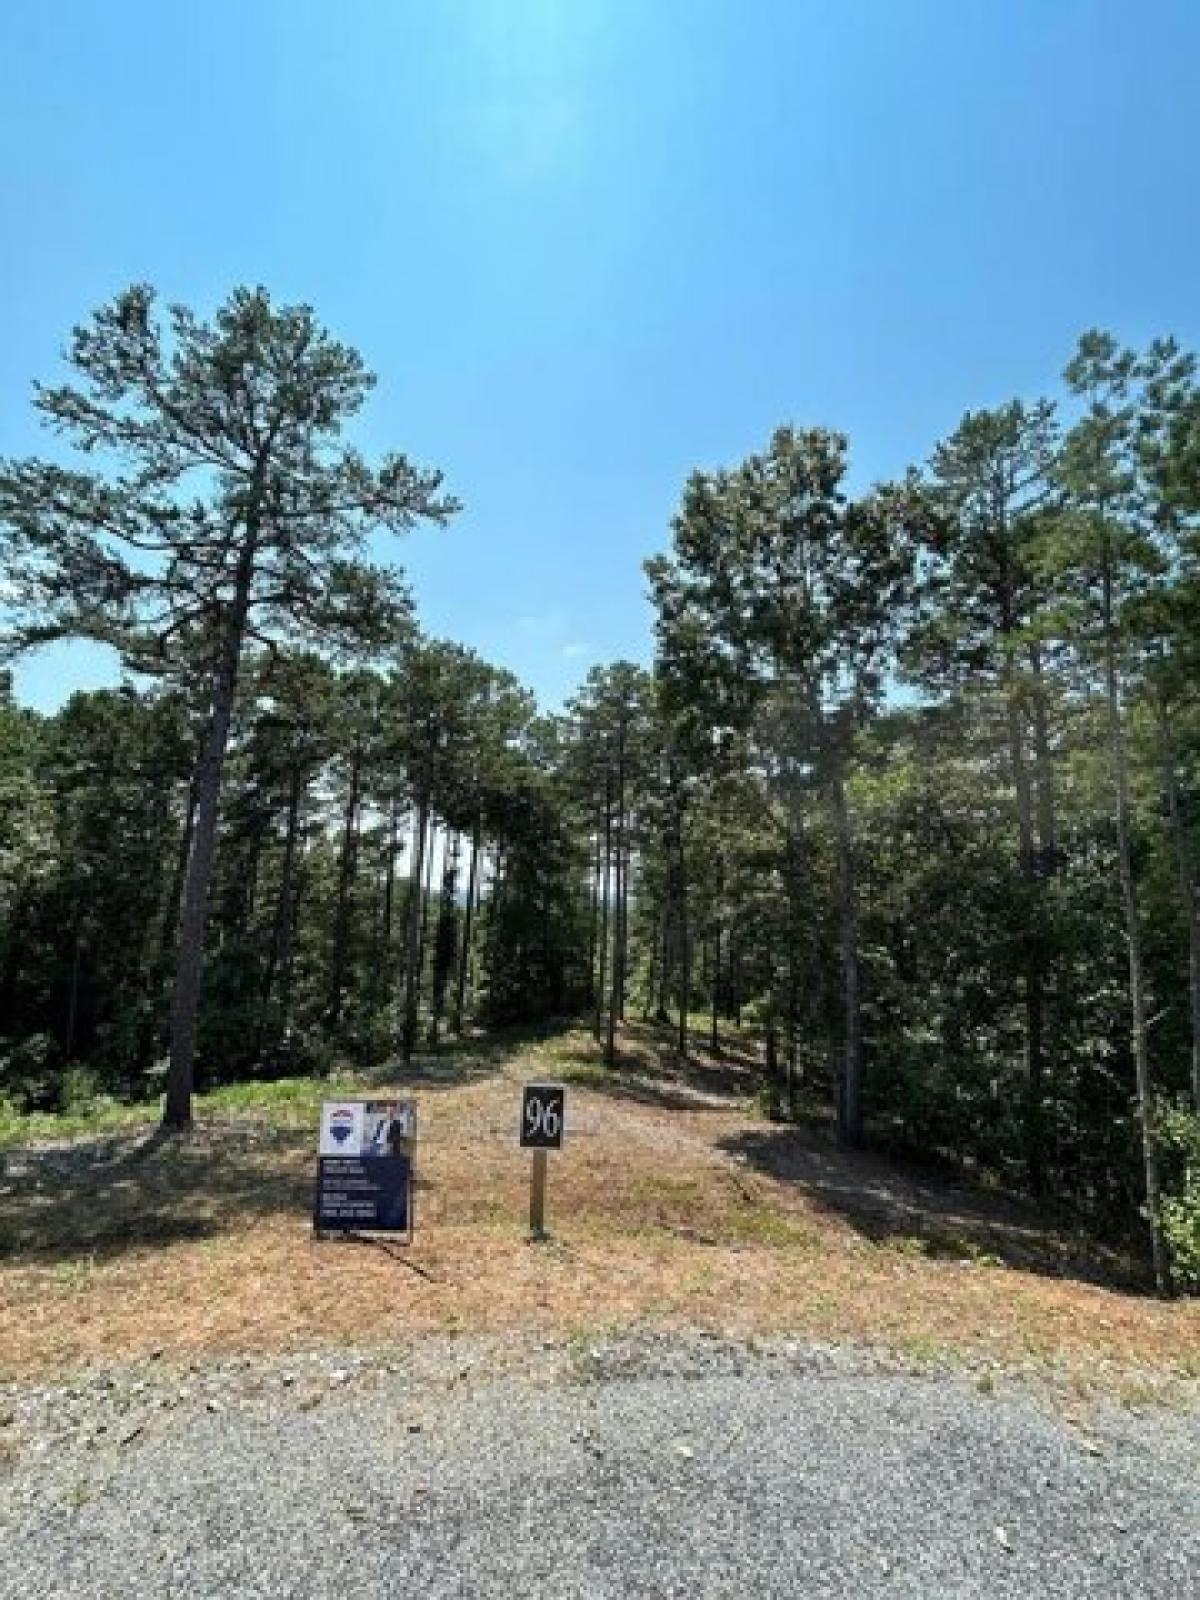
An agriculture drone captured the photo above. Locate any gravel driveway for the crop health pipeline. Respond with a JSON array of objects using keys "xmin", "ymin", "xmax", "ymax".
[{"xmin": 1, "ymin": 1335, "xmax": 1196, "ymax": 1599}]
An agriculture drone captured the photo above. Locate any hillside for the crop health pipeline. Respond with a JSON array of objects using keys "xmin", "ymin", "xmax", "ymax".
[{"xmin": 2, "ymin": 1024, "xmax": 1197, "ymax": 1387}]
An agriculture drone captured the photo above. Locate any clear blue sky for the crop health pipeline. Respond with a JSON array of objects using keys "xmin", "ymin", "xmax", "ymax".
[{"xmin": 3, "ymin": 1, "xmax": 1198, "ymax": 713}]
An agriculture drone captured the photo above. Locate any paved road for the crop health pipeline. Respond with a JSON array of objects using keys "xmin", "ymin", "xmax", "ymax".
[{"xmin": 1, "ymin": 1340, "xmax": 1196, "ymax": 1598}]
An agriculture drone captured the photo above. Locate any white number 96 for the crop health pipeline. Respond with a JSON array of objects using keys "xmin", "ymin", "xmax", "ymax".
[{"xmin": 525, "ymin": 1098, "xmax": 560, "ymax": 1140}]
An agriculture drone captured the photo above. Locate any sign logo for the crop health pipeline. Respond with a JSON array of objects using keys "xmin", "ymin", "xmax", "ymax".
[
  {"xmin": 319, "ymin": 1101, "xmax": 365, "ymax": 1157},
  {"xmin": 328, "ymin": 1108, "xmax": 356, "ymax": 1145}
]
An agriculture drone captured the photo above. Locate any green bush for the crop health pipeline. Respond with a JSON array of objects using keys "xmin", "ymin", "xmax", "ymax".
[
  {"xmin": 0, "ymin": 1032, "xmax": 62, "ymax": 1111},
  {"xmin": 59, "ymin": 1064, "xmax": 100, "ymax": 1114},
  {"xmin": 0, "ymin": 1093, "xmax": 23, "ymax": 1141},
  {"xmin": 1157, "ymin": 1101, "xmax": 1200, "ymax": 1295}
]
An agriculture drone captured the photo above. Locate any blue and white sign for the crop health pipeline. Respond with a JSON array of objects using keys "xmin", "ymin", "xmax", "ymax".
[{"xmin": 314, "ymin": 1099, "xmax": 417, "ymax": 1238}]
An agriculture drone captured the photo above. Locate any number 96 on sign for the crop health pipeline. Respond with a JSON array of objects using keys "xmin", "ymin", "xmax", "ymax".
[{"xmin": 520, "ymin": 1084, "xmax": 565, "ymax": 1150}]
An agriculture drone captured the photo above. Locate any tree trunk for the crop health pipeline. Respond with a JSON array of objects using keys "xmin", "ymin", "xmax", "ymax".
[
  {"xmin": 1029, "ymin": 641, "xmax": 1060, "ymax": 1188},
  {"xmin": 830, "ymin": 760, "xmax": 864, "ymax": 1148},
  {"xmin": 587, "ymin": 828, "xmax": 602, "ymax": 1011},
  {"xmin": 1156, "ymin": 698, "xmax": 1200, "ymax": 1112},
  {"xmin": 258, "ymin": 763, "xmax": 303, "ymax": 1047},
  {"xmin": 400, "ymin": 790, "xmax": 430, "ymax": 1063},
  {"xmin": 709, "ymin": 937, "xmax": 720, "ymax": 1056},
  {"xmin": 490, "ymin": 845, "xmax": 505, "ymax": 912},
  {"xmin": 157, "ymin": 768, "xmax": 198, "ymax": 981},
  {"xmin": 1102, "ymin": 561, "xmax": 1171, "ymax": 1293},
  {"xmin": 644, "ymin": 905, "xmax": 660, "ymax": 1024},
  {"xmin": 415, "ymin": 812, "xmax": 437, "ymax": 989},
  {"xmin": 163, "ymin": 534, "xmax": 257, "ymax": 1129},
  {"xmin": 242, "ymin": 821, "xmax": 266, "ymax": 925},
  {"xmin": 604, "ymin": 821, "xmax": 622, "ymax": 1065},
  {"xmin": 710, "ymin": 856, "xmax": 724, "ymax": 1055},
  {"xmin": 765, "ymin": 1007, "xmax": 781, "ymax": 1118},
  {"xmin": 606, "ymin": 725, "xmax": 627, "ymax": 1066},
  {"xmin": 453, "ymin": 819, "xmax": 481, "ymax": 1033},
  {"xmin": 376, "ymin": 800, "xmax": 400, "ymax": 976},
  {"xmin": 361, "ymin": 796, "xmax": 402, "ymax": 1054},
  {"xmin": 64, "ymin": 906, "xmax": 85, "ymax": 1062},
  {"xmin": 594, "ymin": 775, "xmax": 612, "ymax": 1044},
  {"xmin": 0, "ymin": 892, "xmax": 29, "ymax": 1037},
  {"xmin": 278, "ymin": 793, "xmax": 306, "ymax": 1037},
  {"xmin": 428, "ymin": 831, "xmax": 460, "ymax": 1046},
  {"xmin": 785, "ymin": 945, "xmax": 800, "ymax": 1111},
  {"xmin": 327, "ymin": 741, "xmax": 363, "ymax": 1033},
  {"xmin": 381, "ymin": 801, "xmax": 402, "ymax": 957},
  {"xmin": 1003, "ymin": 642, "xmax": 1047, "ymax": 1195},
  {"xmin": 675, "ymin": 803, "xmax": 689, "ymax": 1061},
  {"xmin": 655, "ymin": 900, "xmax": 670, "ymax": 1024},
  {"xmin": 1028, "ymin": 643, "xmax": 1059, "ymax": 867},
  {"xmin": 617, "ymin": 831, "xmax": 632, "ymax": 1023}
]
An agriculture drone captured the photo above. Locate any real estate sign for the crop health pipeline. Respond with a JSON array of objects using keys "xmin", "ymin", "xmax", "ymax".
[{"xmin": 314, "ymin": 1098, "xmax": 416, "ymax": 1238}]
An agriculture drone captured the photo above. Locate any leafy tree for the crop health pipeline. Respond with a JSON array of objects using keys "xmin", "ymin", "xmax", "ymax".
[
  {"xmin": 566, "ymin": 663, "xmax": 656, "ymax": 1063},
  {"xmin": 0, "ymin": 286, "xmax": 456, "ymax": 1125},
  {"xmin": 1048, "ymin": 333, "xmax": 1172, "ymax": 1289},
  {"xmin": 648, "ymin": 426, "xmax": 933, "ymax": 1142},
  {"xmin": 912, "ymin": 399, "xmax": 1060, "ymax": 1189}
]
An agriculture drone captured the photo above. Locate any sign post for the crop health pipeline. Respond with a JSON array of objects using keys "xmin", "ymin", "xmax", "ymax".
[
  {"xmin": 529, "ymin": 1148, "xmax": 548, "ymax": 1238},
  {"xmin": 519, "ymin": 1084, "xmax": 564, "ymax": 1242}
]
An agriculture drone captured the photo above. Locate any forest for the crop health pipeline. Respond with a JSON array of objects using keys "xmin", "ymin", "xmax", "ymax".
[{"xmin": 1, "ymin": 286, "xmax": 1198, "ymax": 1294}]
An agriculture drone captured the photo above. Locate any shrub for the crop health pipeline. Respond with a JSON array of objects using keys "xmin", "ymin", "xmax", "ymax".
[
  {"xmin": 1157, "ymin": 1101, "xmax": 1200, "ymax": 1295},
  {"xmin": 0, "ymin": 1032, "xmax": 62, "ymax": 1111}
]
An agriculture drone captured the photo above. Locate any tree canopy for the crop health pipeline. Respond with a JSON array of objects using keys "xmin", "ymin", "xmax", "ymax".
[{"xmin": 2, "ymin": 288, "xmax": 1199, "ymax": 1290}]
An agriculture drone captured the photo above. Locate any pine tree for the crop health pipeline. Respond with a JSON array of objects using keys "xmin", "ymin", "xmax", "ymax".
[{"xmin": 0, "ymin": 286, "xmax": 456, "ymax": 1126}]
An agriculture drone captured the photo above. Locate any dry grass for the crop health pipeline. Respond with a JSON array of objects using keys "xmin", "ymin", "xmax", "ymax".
[{"xmin": 2, "ymin": 1023, "xmax": 1198, "ymax": 1383}]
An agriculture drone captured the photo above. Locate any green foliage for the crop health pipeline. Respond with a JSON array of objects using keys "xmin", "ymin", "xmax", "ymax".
[
  {"xmin": 1158, "ymin": 1103, "xmax": 1200, "ymax": 1291},
  {"xmin": 2, "ymin": 299, "xmax": 1199, "ymax": 1295}
]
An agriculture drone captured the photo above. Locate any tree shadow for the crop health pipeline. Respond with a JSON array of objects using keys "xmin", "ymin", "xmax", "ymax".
[
  {"xmin": 327, "ymin": 1232, "xmax": 441, "ymax": 1280},
  {"xmin": 715, "ymin": 1124, "xmax": 1144, "ymax": 1292},
  {"xmin": 0, "ymin": 1019, "xmax": 583, "ymax": 1266},
  {"xmin": 0, "ymin": 1120, "xmax": 319, "ymax": 1265},
  {"xmin": 0, "ymin": 1021, "xmax": 576, "ymax": 1266}
]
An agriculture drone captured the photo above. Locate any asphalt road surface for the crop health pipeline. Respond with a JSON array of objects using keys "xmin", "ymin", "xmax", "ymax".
[{"xmin": 1, "ymin": 1338, "xmax": 1196, "ymax": 1598}]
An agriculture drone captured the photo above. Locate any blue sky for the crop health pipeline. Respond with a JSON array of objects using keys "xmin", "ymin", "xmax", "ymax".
[{"xmin": 3, "ymin": 0, "xmax": 1198, "ymax": 713}]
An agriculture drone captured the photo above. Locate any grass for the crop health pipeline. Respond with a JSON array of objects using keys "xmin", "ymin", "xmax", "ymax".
[
  {"xmin": 0, "ymin": 1071, "xmax": 361, "ymax": 1151},
  {"xmin": 1, "ymin": 1021, "xmax": 1199, "ymax": 1384},
  {"xmin": 0, "ymin": 1094, "xmax": 152, "ymax": 1150}
]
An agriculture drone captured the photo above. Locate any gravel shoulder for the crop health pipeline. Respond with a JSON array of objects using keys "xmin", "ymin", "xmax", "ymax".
[{"xmin": 1, "ymin": 1333, "xmax": 1196, "ymax": 1599}]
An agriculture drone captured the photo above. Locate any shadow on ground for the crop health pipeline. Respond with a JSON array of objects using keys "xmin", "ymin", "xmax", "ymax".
[
  {"xmin": 581, "ymin": 1023, "xmax": 1146, "ymax": 1294},
  {"xmin": 1, "ymin": 1018, "xmax": 1146, "ymax": 1296},
  {"xmin": 716, "ymin": 1123, "xmax": 1143, "ymax": 1291},
  {"xmin": 0, "ymin": 1120, "xmax": 318, "ymax": 1263},
  {"xmin": 0, "ymin": 1022, "xmax": 574, "ymax": 1264}
]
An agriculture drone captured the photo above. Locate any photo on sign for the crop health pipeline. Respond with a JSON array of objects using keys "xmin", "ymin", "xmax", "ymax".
[
  {"xmin": 318, "ymin": 1099, "xmax": 415, "ymax": 1159},
  {"xmin": 362, "ymin": 1100, "xmax": 415, "ymax": 1159}
]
